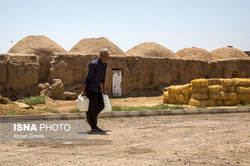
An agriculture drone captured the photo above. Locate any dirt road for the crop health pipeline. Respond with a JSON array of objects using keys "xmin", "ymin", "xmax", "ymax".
[{"xmin": 0, "ymin": 113, "xmax": 249, "ymax": 166}]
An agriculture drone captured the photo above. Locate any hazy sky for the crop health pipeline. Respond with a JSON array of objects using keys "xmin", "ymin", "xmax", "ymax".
[{"xmin": 0, "ymin": 0, "xmax": 250, "ymax": 54}]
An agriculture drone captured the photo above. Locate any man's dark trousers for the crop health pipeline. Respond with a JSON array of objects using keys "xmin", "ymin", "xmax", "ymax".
[{"xmin": 86, "ymin": 89, "xmax": 104, "ymax": 129}]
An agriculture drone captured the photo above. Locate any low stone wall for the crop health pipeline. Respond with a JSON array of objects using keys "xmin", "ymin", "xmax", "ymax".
[{"xmin": 0, "ymin": 54, "xmax": 249, "ymax": 99}]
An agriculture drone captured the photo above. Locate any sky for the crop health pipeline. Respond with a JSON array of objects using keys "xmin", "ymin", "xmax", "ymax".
[{"xmin": 0, "ymin": 0, "xmax": 250, "ymax": 54}]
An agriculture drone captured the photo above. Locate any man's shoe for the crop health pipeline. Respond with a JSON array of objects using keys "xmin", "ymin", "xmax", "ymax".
[{"xmin": 90, "ymin": 127, "xmax": 105, "ymax": 132}]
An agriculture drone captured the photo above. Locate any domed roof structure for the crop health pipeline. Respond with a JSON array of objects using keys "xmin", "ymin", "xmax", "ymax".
[
  {"xmin": 125, "ymin": 42, "xmax": 177, "ymax": 58},
  {"xmin": 69, "ymin": 37, "xmax": 124, "ymax": 55},
  {"xmin": 7, "ymin": 35, "xmax": 67, "ymax": 55},
  {"xmin": 211, "ymin": 47, "xmax": 249, "ymax": 60},
  {"xmin": 176, "ymin": 47, "xmax": 212, "ymax": 61}
]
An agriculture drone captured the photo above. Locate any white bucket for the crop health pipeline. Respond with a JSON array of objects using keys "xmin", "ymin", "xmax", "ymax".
[
  {"xmin": 77, "ymin": 95, "xmax": 89, "ymax": 112},
  {"xmin": 102, "ymin": 94, "xmax": 112, "ymax": 112}
]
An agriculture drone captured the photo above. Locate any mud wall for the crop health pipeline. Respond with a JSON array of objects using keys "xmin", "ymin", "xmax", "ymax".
[{"xmin": 0, "ymin": 54, "xmax": 249, "ymax": 99}]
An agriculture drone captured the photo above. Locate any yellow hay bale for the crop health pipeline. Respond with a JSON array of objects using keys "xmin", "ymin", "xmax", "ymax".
[
  {"xmin": 168, "ymin": 85, "xmax": 183, "ymax": 94},
  {"xmin": 215, "ymin": 100, "xmax": 224, "ymax": 106},
  {"xmin": 189, "ymin": 99, "xmax": 200, "ymax": 107},
  {"xmin": 191, "ymin": 78, "xmax": 208, "ymax": 87},
  {"xmin": 209, "ymin": 85, "xmax": 223, "ymax": 93},
  {"xmin": 209, "ymin": 93, "xmax": 220, "ymax": 99},
  {"xmin": 168, "ymin": 94, "xmax": 179, "ymax": 104},
  {"xmin": 182, "ymin": 84, "xmax": 192, "ymax": 94},
  {"xmin": 191, "ymin": 93, "xmax": 209, "ymax": 100},
  {"xmin": 191, "ymin": 86, "xmax": 209, "ymax": 93},
  {"xmin": 236, "ymin": 87, "xmax": 250, "ymax": 94},
  {"xmin": 175, "ymin": 94, "xmax": 185, "ymax": 103},
  {"xmin": 222, "ymin": 86, "xmax": 236, "ymax": 92},
  {"xmin": 238, "ymin": 94, "xmax": 250, "ymax": 102},
  {"xmin": 219, "ymin": 92, "xmax": 237, "ymax": 100},
  {"xmin": 163, "ymin": 91, "xmax": 169, "ymax": 103},
  {"xmin": 189, "ymin": 99, "xmax": 215, "ymax": 107},
  {"xmin": 200, "ymin": 99, "xmax": 215, "ymax": 106},
  {"xmin": 175, "ymin": 94, "xmax": 190, "ymax": 104},
  {"xmin": 224, "ymin": 100, "xmax": 240, "ymax": 106},
  {"xmin": 238, "ymin": 78, "xmax": 250, "ymax": 86},
  {"xmin": 220, "ymin": 78, "xmax": 239, "ymax": 87},
  {"xmin": 207, "ymin": 79, "xmax": 221, "ymax": 85}
]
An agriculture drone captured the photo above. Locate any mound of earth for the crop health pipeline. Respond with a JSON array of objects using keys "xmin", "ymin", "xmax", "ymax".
[
  {"xmin": 7, "ymin": 35, "xmax": 67, "ymax": 55},
  {"xmin": 69, "ymin": 37, "xmax": 124, "ymax": 56},
  {"xmin": 211, "ymin": 47, "xmax": 249, "ymax": 60},
  {"xmin": 125, "ymin": 42, "xmax": 177, "ymax": 59},
  {"xmin": 176, "ymin": 47, "xmax": 212, "ymax": 61},
  {"xmin": 0, "ymin": 95, "xmax": 12, "ymax": 104},
  {"xmin": 0, "ymin": 96, "xmax": 50, "ymax": 116}
]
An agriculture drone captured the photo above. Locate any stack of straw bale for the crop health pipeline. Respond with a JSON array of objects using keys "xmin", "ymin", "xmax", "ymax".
[{"xmin": 163, "ymin": 78, "xmax": 250, "ymax": 106}]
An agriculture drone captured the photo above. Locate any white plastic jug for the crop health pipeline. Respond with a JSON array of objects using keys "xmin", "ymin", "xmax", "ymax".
[
  {"xmin": 102, "ymin": 94, "xmax": 112, "ymax": 112},
  {"xmin": 77, "ymin": 95, "xmax": 89, "ymax": 112}
]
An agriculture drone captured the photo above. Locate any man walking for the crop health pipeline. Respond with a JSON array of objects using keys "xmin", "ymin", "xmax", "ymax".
[{"xmin": 81, "ymin": 48, "xmax": 110, "ymax": 132}]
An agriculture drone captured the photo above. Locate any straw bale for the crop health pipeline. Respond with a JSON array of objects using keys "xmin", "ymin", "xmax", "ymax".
[
  {"xmin": 238, "ymin": 94, "xmax": 250, "ymax": 102},
  {"xmin": 200, "ymin": 99, "xmax": 215, "ymax": 106},
  {"xmin": 189, "ymin": 99, "xmax": 215, "ymax": 107},
  {"xmin": 191, "ymin": 78, "xmax": 208, "ymax": 87},
  {"xmin": 189, "ymin": 99, "xmax": 200, "ymax": 107},
  {"xmin": 222, "ymin": 86, "xmax": 236, "ymax": 92},
  {"xmin": 224, "ymin": 100, "xmax": 240, "ymax": 106},
  {"xmin": 236, "ymin": 87, "xmax": 250, "ymax": 94},
  {"xmin": 220, "ymin": 78, "xmax": 239, "ymax": 87},
  {"xmin": 209, "ymin": 85, "xmax": 223, "ymax": 93},
  {"xmin": 191, "ymin": 93, "xmax": 209, "ymax": 100},
  {"xmin": 168, "ymin": 85, "xmax": 183, "ymax": 94},
  {"xmin": 209, "ymin": 93, "xmax": 220, "ymax": 100},
  {"xmin": 238, "ymin": 78, "xmax": 250, "ymax": 86},
  {"xmin": 207, "ymin": 79, "xmax": 221, "ymax": 85},
  {"xmin": 182, "ymin": 84, "xmax": 192, "ymax": 94},
  {"xmin": 215, "ymin": 100, "xmax": 224, "ymax": 106},
  {"xmin": 168, "ymin": 94, "xmax": 178, "ymax": 104},
  {"xmin": 219, "ymin": 92, "xmax": 237, "ymax": 100},
  {"xmin": 175, "ymin": 94, "xmax": 185, "ymax": 103},
  {"xmin": 191, "ymin": 86, "xmax": 209, "ymax": 93},
  {"xmin": 163, "ymin": 91, "xmax": 169, "ymax": 103}
]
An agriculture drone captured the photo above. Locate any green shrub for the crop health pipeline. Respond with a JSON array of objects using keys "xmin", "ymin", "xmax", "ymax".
[
  {"xmin": 69, "ymin": 108, "xmax": 81, "ymax": 113},
  {"xmin": 18, "ymin": 96, "xmax": 46, "ymax": 106},
  {"xmin": 237, "ymin": 104, "xmax": 250, "ymax": 107},
  {"xmin": 111, "ymin": 104, "xmax": 184, "ymax": 111},
  {"xmin": 38, "ymin": 107, "xmax": 59, "ymax": 114}
]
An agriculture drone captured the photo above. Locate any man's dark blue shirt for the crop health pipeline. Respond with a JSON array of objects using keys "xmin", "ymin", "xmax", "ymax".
[{"xmin": 84, "ymin": 58, "xmax": 107, "ymax": 93}]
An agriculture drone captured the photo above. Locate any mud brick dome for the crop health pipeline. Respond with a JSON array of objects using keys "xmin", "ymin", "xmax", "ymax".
[
  {"xmin": 211, "ymin": 47, "xmax": 250, "ymax": 60},
  {"xmin": 125, "ymin": 42, "xmax": 178, "ymax": 59},
  {"xmin": 7, "ymin": 35, "xmax": 67, "ymax": 55},
  {"xmin": 69, "ymin": 37, "xmax": 124, "ymax": 56},
  {"xmin": 176, "ymin": 47, "xmax": 213, "ymax": 61}
]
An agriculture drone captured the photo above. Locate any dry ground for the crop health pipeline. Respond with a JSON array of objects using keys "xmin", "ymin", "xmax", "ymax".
[{"xmin": 0, "ymin": 113, "xmax": 249, "ymax": 166}]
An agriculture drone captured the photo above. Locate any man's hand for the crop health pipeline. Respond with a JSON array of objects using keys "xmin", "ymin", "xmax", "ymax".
[
  {"xmin": 101, "ymin": 83, "xmax": 106, "ymax": 95},
  {"xmin": 81, "ymin": 83, "xmax": 87, "ymax": 96},
  {"xmin": 81, "ymin": 90, "xmax": 86, "ymax": 96}
]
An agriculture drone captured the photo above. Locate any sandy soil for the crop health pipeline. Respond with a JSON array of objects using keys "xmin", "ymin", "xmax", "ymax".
[
  {"xmin": 0, "ymin": 113, "xmax": 249, "ymax": 166},
  {"xmin": 33, "ymin": 96, "xmax": 164, "ymax": 113}
]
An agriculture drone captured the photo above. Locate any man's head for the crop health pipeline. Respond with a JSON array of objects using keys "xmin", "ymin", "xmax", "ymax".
[{"xmin": 99, "ymin": 48, "xmax": 110, "ymax": 62}]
